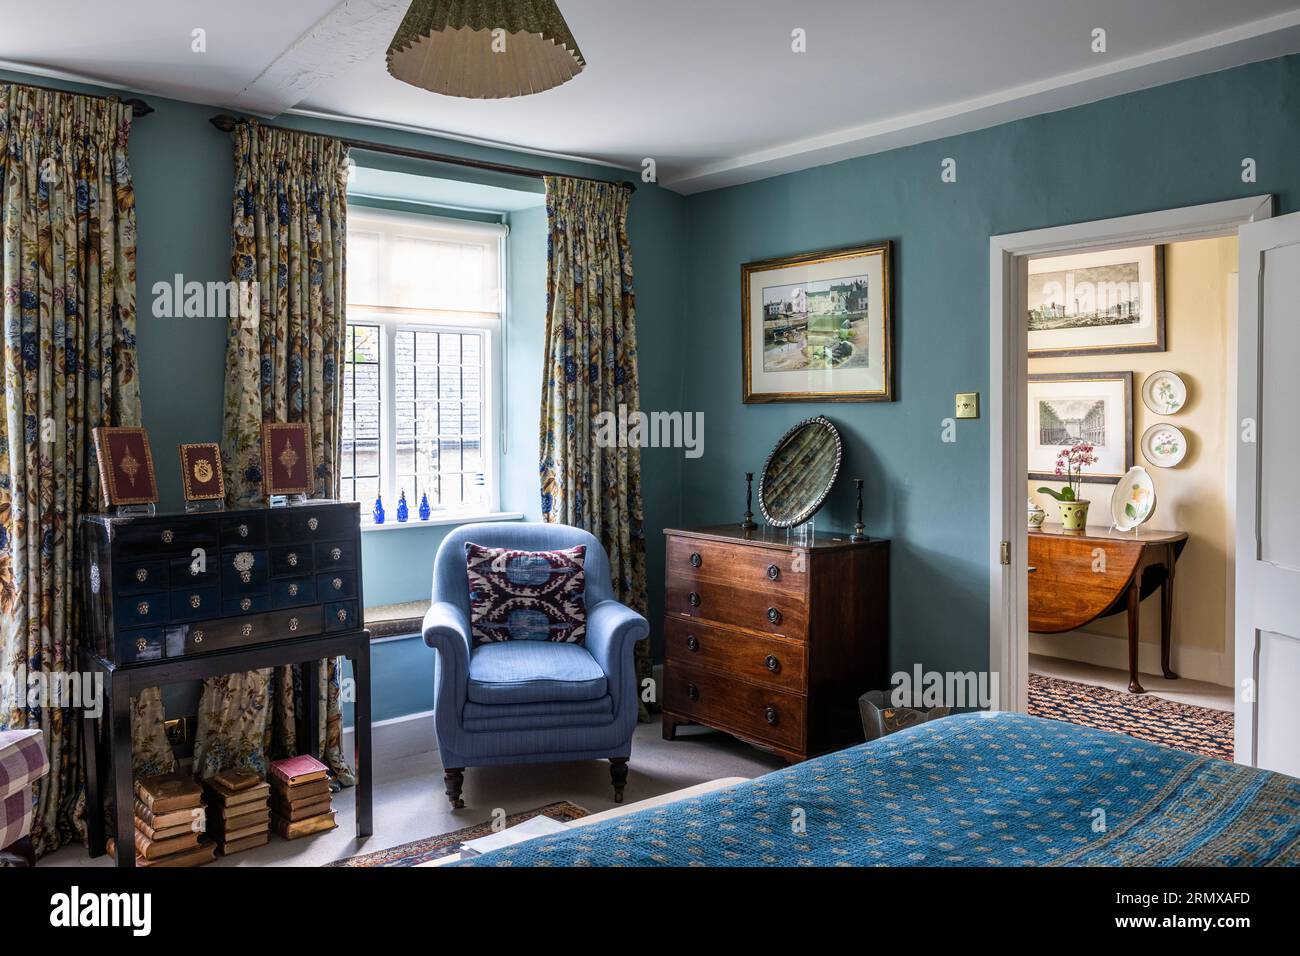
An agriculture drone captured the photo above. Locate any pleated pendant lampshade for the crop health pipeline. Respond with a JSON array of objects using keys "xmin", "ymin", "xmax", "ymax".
[{"xmin": 387, "ymin": 0, "xmax": 586, "ymax": 98}]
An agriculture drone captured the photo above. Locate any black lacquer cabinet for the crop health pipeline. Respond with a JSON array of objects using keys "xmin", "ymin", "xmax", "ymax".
[{"xmin": 81, "ymin": 501, "xmax": 363, "ymax": 666}]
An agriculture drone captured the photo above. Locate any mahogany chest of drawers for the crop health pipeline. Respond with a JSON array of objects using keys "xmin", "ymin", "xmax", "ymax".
[
  {"xmin": 661, "ymin": 525, "xmax": 889, "ymax": 762},
  {"xmin": 80, "ymin": 501, "xmax": 363, "ymax": 665}
]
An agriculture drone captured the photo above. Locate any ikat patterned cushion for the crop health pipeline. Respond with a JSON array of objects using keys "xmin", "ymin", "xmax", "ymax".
[{"xmin": 465, "ymin": 542, "xmax": 587, "ymax": 645}]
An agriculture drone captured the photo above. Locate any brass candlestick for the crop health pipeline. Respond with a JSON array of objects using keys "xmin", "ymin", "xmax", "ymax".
[
  {"xmin": 741, "ymin": 472, "xmax": 757, "ymax": 530},
  {"xmin": 850, "ymin": 478, "xmax": 867, "ymax": 542}
]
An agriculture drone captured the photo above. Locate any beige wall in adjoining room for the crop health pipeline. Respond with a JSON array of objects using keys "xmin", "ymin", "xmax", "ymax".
[{"xmin": 1027, "ymin": 236, "xmax": 1237, "ymax": 687}]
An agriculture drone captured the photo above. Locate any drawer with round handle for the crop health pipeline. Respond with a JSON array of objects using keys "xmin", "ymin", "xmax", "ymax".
[
  {"xmin": 314, "ymin": 539, "xmax": 356, "ymax": 571},
  {"xmin": 664, "ymin": 662, "xmax": 805, "ymax": 753},
  {"xmin": 316, "ymin": 571, "xmax": 358, "ymax": 601},
  {"xmin": 178, "ymin": 606, "xmax": 325, "ymax": 655},
  {"xmin": 271, "ymin": 575, "xmax": 316, "ymax": 608},
  {"xmin": 113, "ymin": 560, "xmax": 169, "ymax": 596},
  {"xmin": 665, "ymin": 580, "xmax": 807, "ymax": 639},
  {"xmin": 270, "ymin": 544, "xmax": 315, "ymax": 577},
  {"xmin": 663, "ymin": 617, "xmax": 807, "ymax": 692},
  {"xmin": 665, "ymin": 535, "xmax": 806, "ymax": 596},
  {"xmin": 115, "ymin": 627, "xmax": 165, "ymax": 664},
  {"xmin": 219, "ymin": 514, "xmax": 267, "ymax": 548},
  {"xmin": 169, "ymin": 585, "xmax": 219, "ymax": 622},
  {"xmin": 324, "ymin": 600, "xmax": 359, "ymax": 632}
]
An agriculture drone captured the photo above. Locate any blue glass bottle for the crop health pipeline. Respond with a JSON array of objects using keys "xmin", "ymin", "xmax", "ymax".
[
  {"xmin": 396, "ymin": 490, "xmax": 409, "ymax": 522},
  {"xmin": 372, "ymin": 495, "xmax": 385, "ymax": 524},
  {"xmin": 418, "ymin": 493, "xmax": 431, "ymax": 521}
]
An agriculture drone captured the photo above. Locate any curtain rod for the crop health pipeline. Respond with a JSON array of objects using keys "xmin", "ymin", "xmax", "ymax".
[
  {"xmin": 208, "ymin": 113, "xmax": 634, "ymax": 192},
  {"xmin": 3, "ymin": 78, "xmax": 153, "ymax": 118}
]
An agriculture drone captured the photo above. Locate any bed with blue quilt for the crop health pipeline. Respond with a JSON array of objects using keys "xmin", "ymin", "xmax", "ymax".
[{"xmin": 459, "ymin": 713, "xmax": 1300, "ymax": 866}]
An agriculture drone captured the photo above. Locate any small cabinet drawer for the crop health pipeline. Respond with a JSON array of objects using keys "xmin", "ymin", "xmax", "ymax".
[
  {"xmin": 221, "ymin": 548, "xmax": 269, "ymax": 592},
  {"xmin": 169, "ymin": 553, "xmax": 218, "ymax": 588},
  {"xmin": 663, "ymin": 617, "xmax": 807, "ymax": 693},
  {"xmin": 664, "ymin": 662, "xmax": 806, "ymax": 753},
  {"xmin": 170, "ymin": 585, "xmax": 220, "ymax": 622},
  {"xmin": 317, "ymin": 571, "xmax": 357, "ymax": 601},
  {"xmin": 324, "ymin": 600, "xmax": 358, "ymax": 632},
  {"xmin": 667, "ymin": 535, "xmax": 807, "ymax": 597},
  {"xmin": 117, "ymin": 627, "xmax": 164, "ymax": 664},
  {"xmin": 179, "ymin": 607, "xmax": 322, "ymax": 655},
  {"xmin": 222, "ymin": 593, "xmax": 270, "ymax": 615},
  {"xmin": 117, "ymin": 592, "xmax": 169, "ymax": 629},
  {"xmin": 116, "ymin": 520, "xmax": 217, "ymax": 554},
  {"xmin": 272, "ymin": 576, "xmax": 316, "ymax": 608},
  {"xmin": 220, "ymin": 514, "xmax": 267, "ymax": 547},
  {"xmin": 315, "ymin": 540, "xmax": 356, "ymax": 571},
  {"xmin": 270, "ymin": 506, "xmax": 355, "ymax": 540},
  {"xmin": 270, "ymin": 544, "xmax": 313, "ymax": 577},
  {"xmin": 114, "ymin": 560, "xmax": 168, "ymax": 595},
  {"xmin": 665, "ymin": 580, "xmax": 807, "ymax": 640}
]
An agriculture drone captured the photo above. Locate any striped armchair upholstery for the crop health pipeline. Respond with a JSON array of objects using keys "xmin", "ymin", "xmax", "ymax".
[
  {"xmin": 423, "ymin": 523, "xmax": 648, "ymax": 808},
  {"xmin": 0, "ymin": 729, "xmax": 49, "ymax": 865}
]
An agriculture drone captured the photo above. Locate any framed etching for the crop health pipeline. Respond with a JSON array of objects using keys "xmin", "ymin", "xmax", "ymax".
[
  {"xmin": 1028, "ymin": 372, "xmax": 1133, "ymax": 485},
  {"xmin": 742, "ymin": 241, "xmax": 893, "ymax": 402},
  {"xmin": 1027, "ymin": 245, "xmax": 1164, "ymax": 357},
  {"xmin": 178, "ymin": 442, "xmax": 225, "ymax": 502},
  {"xmin": 92, "ymin": 426, "xmax": 159, "ymax": 508},
  {"xmin": 260, "ymin": 422, "xmax": 313, "ymax": 497}
]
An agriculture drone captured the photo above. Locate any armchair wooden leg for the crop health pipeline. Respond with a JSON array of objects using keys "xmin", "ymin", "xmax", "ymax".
[
  {"xmin": 443, "ymin": 768, "xmax": 465, "ymax": 809},
  {"xmin": 609, "ymin": 757, "xmax": 629, "ymax": 803}
]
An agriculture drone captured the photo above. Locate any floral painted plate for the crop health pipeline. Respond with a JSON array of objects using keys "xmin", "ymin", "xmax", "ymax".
[
  {"xmin": 1111, "ymin": 466, "xmax": 1156, "ymax": 532},
  {"xmin": 1142, "ymin": 422, "xmax": 1187, "ymax": 468},
  {"xmin": 1142, "ymin": 370, "xmax": 1187, "ymax": 415}
]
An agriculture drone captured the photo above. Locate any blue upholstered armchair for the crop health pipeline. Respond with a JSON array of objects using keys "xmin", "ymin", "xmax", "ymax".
[{"xmin": 422, "ymin": 522, "xmax": 648, "ymax": 808}]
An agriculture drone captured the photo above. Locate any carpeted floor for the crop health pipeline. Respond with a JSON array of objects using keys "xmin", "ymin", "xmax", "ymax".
[
  {"xmin": 1028, "ymin": 672, "xmax": 1234, "ymax": 760},
  {"xmin": 326, "ymin": 801, "xmax": 590, "ymax": 867}
]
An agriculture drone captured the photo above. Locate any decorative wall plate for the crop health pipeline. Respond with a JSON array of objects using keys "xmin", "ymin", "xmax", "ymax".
[
  {"xmin": 1142, "ymin": 370, "xmax": 1187, "ymax": 416},
  {"xmin": 1110, "ymin": 466, "xmax": 1157, "ymax": 531},
  {"xmin": 1141, "ymin": 423, "xmax": 1187, "ymax": 468}
]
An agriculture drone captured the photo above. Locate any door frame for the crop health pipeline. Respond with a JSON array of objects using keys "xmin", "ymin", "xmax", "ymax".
[{"xmin": 988, "ymin": 195, "xmax": 1273, "ymax": 718}]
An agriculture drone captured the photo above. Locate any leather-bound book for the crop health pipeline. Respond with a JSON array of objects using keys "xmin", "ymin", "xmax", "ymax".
[
  {"xmin": 271, "ymin": 795, "xmax": 332, "ymax": 822},
  {"xmin": 218, "ymin": 831, "xmax": 269, "ymax": 856},
  {"xmin": 204, "ymin": 778, "xmax": 271, "ymax": 809},
  {"xmin": 272, "ymin": 809, "xmax": 337, "ymax": 840},
  {"xmin": 109, "ymin": 836, "xmax": 215, "ymax": 868},
  {"xmin": 133, "ymin": 825, "xmax": 202, "ymax": 860},
  {"xmin": 214, "ymin": 798, "xmax": 269, "ymax": 820},
  {"xmin": 135, "ymin": 773, "xmax": 203, "ymax": 814},
  {"xmin": 212, "ymin": 768, "xmax": 263, "ymax": 792},
  {"xmin": 135, "ymin": 817, "xmax": 200, "ymax": 842},
  {"xmin": 270, "ymin": 755, "xmax": 329, "ymax": 788},
  {"xmin": 270, "ymin": 778, "xmax": 330, "ymax": 803},
  {"xmin": 214, "ymin": 820, "xmax": 269, "ymax": 844},
  {"xmin": 136, "ymin": 799, "xmax": 205, "ymax": 832},
  {"xmin": 209, "ymin": 808, "xmax": 269, "ymax": 838}
]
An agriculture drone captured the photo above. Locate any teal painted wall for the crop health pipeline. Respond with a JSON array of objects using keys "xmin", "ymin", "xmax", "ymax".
[{"xmin": 679, "ymin": 54, "xmax": 1300, "ymax": 680}]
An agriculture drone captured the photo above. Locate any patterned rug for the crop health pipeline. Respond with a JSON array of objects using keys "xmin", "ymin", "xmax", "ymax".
[
  {"xmin": 324, "ymin": 801, "xmax": 590, "ymax": 867},
  {"xmin": 1028, "ymin": 672, "xmax": 1234, "ymax": 760}
]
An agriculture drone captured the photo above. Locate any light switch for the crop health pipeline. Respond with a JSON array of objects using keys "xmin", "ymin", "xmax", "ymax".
[{"xmin": 955, "ymin": 392, "xmax": 980, "ymax": 419}]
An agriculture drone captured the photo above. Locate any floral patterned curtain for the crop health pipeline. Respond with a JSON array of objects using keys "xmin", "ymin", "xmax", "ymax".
[
  {"xmin": 539, "ymin": 176, "xmax": 651, "ymax": 719},
  {"xmin": 199, "ymin": 120, "xmax": 353, "ymax": 784},
  {"xmin": 0, "ymin": 84, "xmax": 170, "ymax": 857}
]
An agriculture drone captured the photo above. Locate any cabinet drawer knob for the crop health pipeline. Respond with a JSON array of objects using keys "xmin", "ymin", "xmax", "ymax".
[
  {"xmin": 337, "ymin": 608, "xmax": 348, "ymax": 622},
  {"xmin": 136, "ymin": 638, "xmax": 147, "ymax": 652},
  {"xmin": 240, "ymin": 597, "xmax": 251, "ymax": 611},
  {"xmin": 332, "ymin": 577, "xmax": 343, "ymax": 591},
  {"xmin": 289, "ymin": 617, "xmax": 299, "ymax": 632},
  {"xmin": 688, "ymin": 591, "xmax": 701, "ymax": 608},
  {"xmin": 189, "ymin": 594, "xmax": 201, "ymax": 609},
  {"xmin": 161, "ymin": 530, "xmax": 174, "ymax": 544},
  {"xmin": 193, "ymin": 630, "xmax": 204, "ymax": 644},
  {"xmin": 288, "ymin": 583, "xmax": 299, "ymax": 597},
  {"xmin": 689, "ymin": 551, "xmax": 702, "ymax": 568},
  {"xmin": 288, "ymin": 552, "xmax": 299, "ymax": 567},
  {"xmin": 767, "ymin": 564, "xmax": 780, "ymax": 581},
  {"xmin": 764, "ymin": 705, "xmax": 778, "ymax": 726},
  {"xmin": 136, "ymin": 601, "xmax": 150, "ymax": 616},
  {"xmin": 765, "ymin": 654, "xmax": 780, "ymax": 672},
  {"xmin": 330, "ymin": 547, "xmax": 342, "ymax": 561},
  {"xmin": 238, "ymin": 523, "xmax": 249, "ymax": 538},
  {"xmin": 766, "ymin": 607, "xmax": 780, "ymax": 624},
  {"xmin": 687, "ymin": 682, "xmax": 699, "ymax": 701},
  {"xmin": 308, "ymin": 517, "xmax": 319, "ymax": 531},
  {"xmin": 135, "ymin": 567, "xmax": 149, "ymax": 583},
  {"xmin": 241, "ymin": 624, "xmax": 253, "ymax": 637},
  {"xmin": 686, "ymin": 634, "xmax": 699, "ymax": 652}
]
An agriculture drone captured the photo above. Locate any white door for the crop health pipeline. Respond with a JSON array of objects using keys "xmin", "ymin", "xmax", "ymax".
[{"xmin": 1237, "ymin": 211, "xmax": 1300, "ymax": 774}]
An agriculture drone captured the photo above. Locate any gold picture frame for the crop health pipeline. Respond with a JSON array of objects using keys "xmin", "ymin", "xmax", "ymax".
[{"xmin": 742, "ymin": 240, "xmax": 893, "ymax": 403}]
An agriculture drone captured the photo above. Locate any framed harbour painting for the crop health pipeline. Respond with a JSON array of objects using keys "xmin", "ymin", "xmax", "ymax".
[
  {"xmin": 742, "ymin": 241, "xmax": 893, "ymax": 403},
  {"xmin": 1028, "ymin": 372, "xmax": 1133, "ymax": 485},
  {"xmin": 1027, "ymin": 245, "xmax": 1164, "ymax": 357}
]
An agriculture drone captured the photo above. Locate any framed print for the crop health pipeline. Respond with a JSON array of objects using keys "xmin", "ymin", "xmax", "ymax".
[
  {"xmin": 261, "ymin": 422, "xmax": 313, "ymax": 497},
  {"xmin": 1027, "ymin": 245, "xmax": 1164, "ymax": 357},
  {"xmin": 1028, "ymin": 372, "xmax": 1133, "ymax": 485},
  {"xmin": 178, "ymin": 442, "xmax": 225, "ymax": 502},
  {"xmin": 92, "ymin": 426, "xmax": 159, "ymax": 507},
  {"xmin": 742, "ymin": 240, "xmax": 893, "ymax": 403}
]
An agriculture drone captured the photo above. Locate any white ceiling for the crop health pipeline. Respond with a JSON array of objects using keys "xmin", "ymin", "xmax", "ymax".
[{"xmin": 4, "ymin": 0, "xmax": 1300, "ymax": 193}]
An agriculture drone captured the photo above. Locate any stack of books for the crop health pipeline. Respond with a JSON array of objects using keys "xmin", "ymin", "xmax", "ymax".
[
  {"xmin": 120, "ymin": 772, "xmax": 215, "ymax": 867},
  {"xmin": 269, "ymin": 755, "xmax": 337, "ymax": 840},
  {"xmin": 202, "ymin": 768, "xmax": 271, "ymax": 855}
]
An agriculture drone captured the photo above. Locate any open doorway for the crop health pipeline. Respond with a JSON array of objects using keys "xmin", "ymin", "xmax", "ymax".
[{"xmin": 987, "ymin": 196, "xmax": 1273, "ymax": 762}]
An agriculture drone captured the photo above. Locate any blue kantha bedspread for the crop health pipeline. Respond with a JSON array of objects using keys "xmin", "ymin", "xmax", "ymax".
[{"xmin": 459, "ymin": 713, "xmax": 1300, "ymax": 866}]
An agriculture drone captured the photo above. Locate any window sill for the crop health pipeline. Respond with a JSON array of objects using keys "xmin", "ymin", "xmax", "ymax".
[{"xmin": 359, "ymin": 511, "xmax": 524, "ymax": 533}]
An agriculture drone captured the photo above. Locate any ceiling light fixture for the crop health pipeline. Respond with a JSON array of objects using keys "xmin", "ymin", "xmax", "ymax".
[{"xmin": 387, "ymin": 0, "xmax": 586, "ymax": 99}]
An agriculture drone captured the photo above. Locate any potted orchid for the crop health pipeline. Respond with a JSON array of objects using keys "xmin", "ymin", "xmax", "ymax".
[{"xmin": 1037, "ymin": 441, "xmax": 1098, "ymax": 531}]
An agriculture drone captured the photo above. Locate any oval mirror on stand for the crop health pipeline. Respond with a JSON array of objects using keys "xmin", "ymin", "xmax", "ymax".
[{"xmin": 758, "ymin": 416, "xmax": 843, "ymax": 527}]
